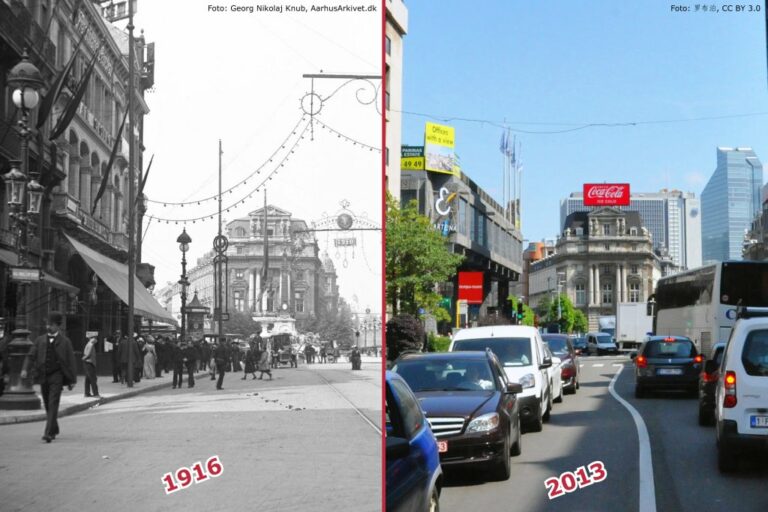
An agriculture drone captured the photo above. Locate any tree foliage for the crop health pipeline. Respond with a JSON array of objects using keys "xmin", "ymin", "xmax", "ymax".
[
  {"xmin": 386, "ymin": 314, "xmax": 425, "ymax": 361},
  {"xmin": 224, "ymin": 311, "xmax": 261, "ymax": 338},
  {"xmin": 573, "ymin": 308, "xmax": 588, "ymax": 334},
  {"xmin": 547, "ymin": 294, "xmax": 579, "ymax": 333},
  {"xmin": 306, "ymin": 297, "xmax": 355, "ymax": 347},
  {"xmin": 386, "ymin": 194, "xmax": 464, "ymax": 318},
  {"xmin": 508, "ymin": 296, "xmax": 536, "ymax": 326}
]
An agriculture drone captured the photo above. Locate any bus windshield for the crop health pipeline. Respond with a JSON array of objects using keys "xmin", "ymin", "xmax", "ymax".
[{"xmin": 720, "ymin": 262, "xmax": 768, "ymax": 307}]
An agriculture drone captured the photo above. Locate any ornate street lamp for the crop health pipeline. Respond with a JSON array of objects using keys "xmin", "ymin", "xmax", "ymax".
[
  {"xmin": 0, "ymin": 50, "xmax": 44, "ymax": 411},
  {"xmin": 177, "ymin": 228, "xmax": 192, "ymax": 342}
]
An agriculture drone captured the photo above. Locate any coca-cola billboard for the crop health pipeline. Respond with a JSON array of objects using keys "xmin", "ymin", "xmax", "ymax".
[{"xmin": 583, "ymin": 183, "xmax": 630, "ymax": 206}]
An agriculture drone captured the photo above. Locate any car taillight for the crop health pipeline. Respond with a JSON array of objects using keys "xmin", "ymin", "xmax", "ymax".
[
  {"xmin": 693, "ymin": 355, "xmax": 703, "ymax": 364},
  {"xmin": 723, "ymin": 371, "xmax": 737, "ymax": 408},
  {"xmin": 636, "ymin": 355, "xmax": 647, "ymax": 368},
  {"xmin": 701, "ymin": 371, "xmax": 718, "ymax": 383},
  {"xmin": 561, "ymin": 365, "xmax": 574, "ymax": 379}
]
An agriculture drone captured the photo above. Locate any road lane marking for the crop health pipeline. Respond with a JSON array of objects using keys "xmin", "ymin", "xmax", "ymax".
[
  {"xmin": 608, "ymin": 366, "xmax": 656, "ymax": 512},
  {"xmin": 314, "ymin": 370, "xmax": 382, "ymax": 436},
  {"xmin": 593, "ymin": 364, "xmax": 604, "ymax": 367},
  {"xmin": 613, "ymin": 364, "xmax": 623, "ymax": 367}
]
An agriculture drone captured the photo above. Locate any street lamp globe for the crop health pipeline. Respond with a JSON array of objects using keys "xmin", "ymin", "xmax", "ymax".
[
  {"xmin": 176, "ymin": 228, "xmax": 191, "ymax": 253},
  {"xmin": 2, "ymin": 162, "xmax": 26, "ymax": 207},
  {"xmin": 26, "ymin": 178, "xmax": 44, "ymax": 214},
  {"xmin": 7, "ymin": 51, "xmax": 44, "ymax": 112}
]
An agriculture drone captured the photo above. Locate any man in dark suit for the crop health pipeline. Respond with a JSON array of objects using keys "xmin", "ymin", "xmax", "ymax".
[
  {"xmin": 183, "ymin": 341, "xmax": 196, "ymax": 388},
  {"xmin": 213, "ymin": 337, "xmax": 228, "ymax": 390},
  {"xmin": 20, "ymin": 313, "xmax": 77, "ymax": 443}
]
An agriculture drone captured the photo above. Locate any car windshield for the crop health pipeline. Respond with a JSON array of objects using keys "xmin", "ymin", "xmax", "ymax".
[
  {"xmin": 595, "ymin": 335, "xmax": 613, "ymax": 345},
  {"xmin": 452, "ymin": 337, "xmax": 533, "ymax": 367},
  {"xmin": 543, "ymin": 337, "xmax": 569, "ymax": 356},
  {"xmin": 644, "ymin": 339, "xmax": 695, "ymax": 358},
  {"xmin": 573, "ymin": 337, "xmax": 587, "ymax": 346},
  {"xmin": 393, "ymin": 359, "xmax": 496, "ymax": 392}
]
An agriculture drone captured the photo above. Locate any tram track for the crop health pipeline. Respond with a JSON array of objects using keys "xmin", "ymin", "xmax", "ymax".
[{"xmin": 308, "ymin": 364, "xmax": 382, "ymax": 435}]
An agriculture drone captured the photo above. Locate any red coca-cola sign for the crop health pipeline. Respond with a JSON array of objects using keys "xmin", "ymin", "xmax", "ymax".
[{"xmin": 583, "ymin": 183, "xmax": 630, "ymax": 206}]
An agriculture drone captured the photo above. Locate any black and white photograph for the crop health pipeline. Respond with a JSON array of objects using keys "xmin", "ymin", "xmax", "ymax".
[{"xmin": 0, "ymin": 1, "xmax": 382, "ymax": 510}]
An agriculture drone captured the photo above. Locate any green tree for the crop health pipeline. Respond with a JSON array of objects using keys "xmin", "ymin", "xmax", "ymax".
[
  {"xmin": 548, "ymin": 294, "xmax": 578, "ymax": 333},
  {"xmin": 535, "ymin": 295, "xmax": 553, "ymax": 324},
  {"xmin": 224, "ymin": 311, "xmax": 261, "ymax": 338},
  {"xmin": 573, "ymin": 309, "xmax": 588, "ymax": 334},
  {"xmin": 386, "ymin": 194, "xmax": 464, "ymax": 318}
]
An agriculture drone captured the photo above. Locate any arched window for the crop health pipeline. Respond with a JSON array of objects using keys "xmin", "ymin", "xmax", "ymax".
[{"xmin": 575, "ymin": 282, "xmax": 586, "ymax": 305}]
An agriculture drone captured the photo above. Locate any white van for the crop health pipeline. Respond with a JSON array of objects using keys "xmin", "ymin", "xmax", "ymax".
[
  {"xmin": 714, "ymin": 308, "xmax": 768, "ymax": 472},
  {"xmin": 449, "ymin": 325, "xmax": 553, "ymax": 432}
]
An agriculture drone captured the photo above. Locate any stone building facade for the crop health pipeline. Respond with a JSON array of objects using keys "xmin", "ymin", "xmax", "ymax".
[{"xmin": 528, "ymin": 208, "xmax": 677, "ymax": 331}]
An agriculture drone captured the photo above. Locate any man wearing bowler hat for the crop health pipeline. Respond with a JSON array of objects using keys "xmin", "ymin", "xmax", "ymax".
[{"xmin": 21, "ymin": 312, "xmax": 77, "ymax": 443}]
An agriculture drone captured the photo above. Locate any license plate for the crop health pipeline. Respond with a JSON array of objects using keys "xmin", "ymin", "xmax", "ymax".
[
  {"xmin": 750, "ymin": 416, "xmax": 768, "ymax": 428},
  {"xmin": 657, "ymin": 368, "xmax": 682, "ymax": 375},
  {"xmin": 437, "ymin": 441, "xmax": 448, "ymax": 453}
]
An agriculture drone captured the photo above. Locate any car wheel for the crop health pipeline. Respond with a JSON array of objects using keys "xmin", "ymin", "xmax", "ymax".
[
  {"xmin": 428, "ymin": 485, "xmax": 440, "ymax": 512},
  {"xmin": 490, "ymin": 431, "xmax": 512, "ymax": 481},
  {"xmin": 576, "ymin": 377, "xmax": 580, "ymax": 390},
  {"xmin": 511, "ymin": 420, "xmax": 522, "ymax": 456},
  {"xmin": 718, "ymin": 442, "xmax": 738, "ymax": 473},
  {"xmin": 543, "ymin": 390, "xmax": 553, "ymax": 422},
  {"xmin": 635, "ymin": 385, "xmax": 645, "ymax": 399},
  {"xmin": 527, "ymin": 402, "xmax": 544, "ymax": 432}
]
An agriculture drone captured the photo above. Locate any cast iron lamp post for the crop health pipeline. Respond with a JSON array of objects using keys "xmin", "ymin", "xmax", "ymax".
[
  {"xmin": 0, "ymin": 50, "xmax": 45, "ymax": 410},
  {"xmin": 177, "ymin": 228, "xmax": 191, "ymax": 342}
]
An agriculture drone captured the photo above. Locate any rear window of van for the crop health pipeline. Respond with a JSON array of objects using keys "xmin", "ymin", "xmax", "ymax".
[
  {"xmin": 452, "ymin": 338, "xmax": 532, "ymax": 367},
  {"xmin": 742, "ymin": 330, "xmax": 768, "ymax": 377}
]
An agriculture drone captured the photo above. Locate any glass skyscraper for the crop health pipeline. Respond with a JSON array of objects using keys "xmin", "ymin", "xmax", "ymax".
[
  {"xmin": 560, "ymin": 189, "xmax": 702, "ymax": 269},
  {"xmin": 701, "ymin": 147, "xmax": 763, "ymax": 263}
]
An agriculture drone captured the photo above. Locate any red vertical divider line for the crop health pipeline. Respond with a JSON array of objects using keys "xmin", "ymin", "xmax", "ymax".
[{"xmin": 380, "ymin": 0, "xmax": 388, "ymax": 510}]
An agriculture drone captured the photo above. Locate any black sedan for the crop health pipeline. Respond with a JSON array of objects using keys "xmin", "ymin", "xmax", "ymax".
[
  {"xmin": 697, "ymin": 342, "xmax": 726, "ymax": 425},
  {"xmin": 392, "ymin": 351, "xmax": 523, "ymax": 481},
  {"xmin": 542, "ymin": 334, "xmax": 580, "ymax": 394},
  {"xmin": 632, "ymin": 336, "xmax": 703, "ymax": 398}
]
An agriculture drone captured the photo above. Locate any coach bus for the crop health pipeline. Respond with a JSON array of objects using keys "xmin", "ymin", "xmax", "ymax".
[{"xmin": 649, "ymin": 260, "xmax": 768, "ymax": 355}]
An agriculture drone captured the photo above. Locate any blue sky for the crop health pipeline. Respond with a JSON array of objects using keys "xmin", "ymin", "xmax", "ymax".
[{"xmin": 401, "ymin": 1, "xmax": 768, "ymax": 242}]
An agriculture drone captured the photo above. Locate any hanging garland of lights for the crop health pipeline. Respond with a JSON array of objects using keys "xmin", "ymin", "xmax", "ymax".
[
  {"xmin": 313, "ymin": 117, "xmax": 381, "ymax": 153},
  {"xmin": 145, "ymin": 114, "xmax": 310, "ymax": 207},
  {"xmin": 144, "ymin": 121, "xmax": 311, "ymax": 225}
]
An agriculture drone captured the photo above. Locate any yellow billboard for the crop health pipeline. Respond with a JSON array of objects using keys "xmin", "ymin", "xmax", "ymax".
[{"xmin": 424, "ymin": 122, "xmax": 457, "ymax": 175}]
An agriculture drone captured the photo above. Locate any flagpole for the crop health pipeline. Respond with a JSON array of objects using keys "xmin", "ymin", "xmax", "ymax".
[{"xmin": 126, "ymin": 0, "xmax": 136, "ymax": 387}]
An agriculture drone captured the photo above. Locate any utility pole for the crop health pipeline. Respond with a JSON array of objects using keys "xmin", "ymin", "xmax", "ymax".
[{"xmin": 126, "ymin": 0, "xmax": 136, "ymax": 387}]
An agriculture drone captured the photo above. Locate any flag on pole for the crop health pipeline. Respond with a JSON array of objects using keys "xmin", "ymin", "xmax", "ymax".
[
  {"xmin": 49, "ymin": 45, "xmax": 101, "ymax": 140},
  {"xmin": 36, "ymin": 28, "xmax": 88, "ymax": 129},
  {"xmin": 91, "ymin": 108, "xmax": 128, "ymax": 215}
]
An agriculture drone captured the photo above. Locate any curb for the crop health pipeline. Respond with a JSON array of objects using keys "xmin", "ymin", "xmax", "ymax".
[{"xmin": 0, "ymin": 371, "xmax": 211, "ymax": 426}]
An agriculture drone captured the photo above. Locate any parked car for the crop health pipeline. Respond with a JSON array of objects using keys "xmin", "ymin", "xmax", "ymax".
[
  {"xmin": 586, "ymin": 332, "xmax": 619, "ymax": 356},
  {"xmin": 392, "ymin": 351, "xmax": 523, "ymax": 481},
  {"xmin": 543, "ymin": 343, "xmax": 564, "ymax": 403},
  {"xmin": 714, "ymin": 308, "xmax": 768, "ymax": 473},
  {"xmin": 632, "ymin": 336, "xmax": 702, "ymax": 398},
  {"xmin": 697, "ymin": 342, "xmax": 726, "ymax": 426},
  {"xmin": 449, "ymin": 325, "xmax": 552, "ymax": 432},
  {"xmin": 571, "ymin": 335, "xmax": 588, "ymax": 356},
  {"xmin": 542, "ymin": 334, "xmax": 580, "ymax": 394},
  {"xmin": 386, "ymin": 371, "xmax": 442, "ymax": 512}
]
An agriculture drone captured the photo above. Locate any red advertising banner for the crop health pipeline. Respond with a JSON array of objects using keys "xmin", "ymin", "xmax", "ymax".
[
  {"xmin": 583, "ymin": 183, "xmax": 630, "ymax": 206},
  {"xmin": 458, "ymin": 272, "xmax": 484, "ymax": 304}
]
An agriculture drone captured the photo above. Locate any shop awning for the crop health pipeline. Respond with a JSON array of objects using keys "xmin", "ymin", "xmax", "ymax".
[
  {"xmin": 41, "ymin": 272, "xmax": 79, "ymax": 294},
  {"xmin": 64, "ymin": 234, "xmax": 177, "ymax": 325},
  {"xmin": 0, "ymin": 248, "xmax": 18, "ymax": 266}
]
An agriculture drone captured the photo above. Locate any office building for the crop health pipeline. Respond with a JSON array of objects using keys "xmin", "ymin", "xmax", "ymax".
[
  {"xmin": 702, "ymin": 147, "xmax": 763, "ymax": 263},
  {"xmin": 385, "ymin": 0, "xmax": 408, "ymax": 199}
]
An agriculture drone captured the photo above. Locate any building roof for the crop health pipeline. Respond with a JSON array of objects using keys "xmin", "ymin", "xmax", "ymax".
[{"xmin": 563, "ymin": 209, "xmax": 644, "ymax": 233}]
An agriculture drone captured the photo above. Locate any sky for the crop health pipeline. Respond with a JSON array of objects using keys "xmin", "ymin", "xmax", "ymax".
[
  {"xmin": 400, "ymin": 1, "xmax": 768, "ymax": 244},
  {"xmin": 126, "ymin": 1, "xmax": 382, "ymax": 314}
]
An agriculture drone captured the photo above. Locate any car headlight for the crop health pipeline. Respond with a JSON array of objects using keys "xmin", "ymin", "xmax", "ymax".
[
  {"xmin": 518, "ymin": 373, "xmax": 535, "ymax": 389},
  {"xmin": 466, "ymin": 412, "xmax": 500, "ymax": 433}
]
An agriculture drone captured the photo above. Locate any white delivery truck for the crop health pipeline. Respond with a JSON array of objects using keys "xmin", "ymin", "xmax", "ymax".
[{"xmin": 615, "ymin": 302, "xmax": 653, "ymax": 350}]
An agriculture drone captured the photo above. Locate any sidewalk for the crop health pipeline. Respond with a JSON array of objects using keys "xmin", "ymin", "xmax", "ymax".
[{"xmin": 0, "ymin": 369, "xmax": 211, "ymax": 426}]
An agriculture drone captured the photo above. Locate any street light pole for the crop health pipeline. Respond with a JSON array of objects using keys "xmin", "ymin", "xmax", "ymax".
[
  {"xmin": 0, "ymin": 50, "xmax": 45, "ymax": 411},
  {"xmin": 177, "ymin": 228, "xmax": 192, "ymax": 342}
]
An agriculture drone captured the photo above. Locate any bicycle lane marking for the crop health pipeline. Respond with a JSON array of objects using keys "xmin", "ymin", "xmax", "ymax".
[{"xmin": 608, "ymin": 366, "xmax": 657, "ymax": 512}]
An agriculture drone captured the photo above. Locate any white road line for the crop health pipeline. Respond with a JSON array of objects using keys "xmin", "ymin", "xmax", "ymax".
[
  {"xmin": 593, "ymin": 363, "xmax": 604, "ymax": 367},
  {"xmin": 608, "ymin": 366, "xmax": 656, "ymax": 512},
  {"xmin": 613, "ymin": 363, "xmax": 623, "ymax": 367}
]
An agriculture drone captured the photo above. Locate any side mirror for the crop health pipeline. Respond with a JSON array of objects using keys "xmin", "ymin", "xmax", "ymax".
[
  {"xmin": 540, "ymin": 356, "xmax": 552, "ymax": 369},
  {"xmin": 386, "ymin": 436, "xmax": 411, "ymax": 461},
  {"xmin": 704, "ymin": 360, "xmax": 719, "ymax": 375},
  {"xmin": 506, "ymin": 382, "xmax": 523, "ymax": 395},
  {"xmin": 630, "ymin": 352, "xmax": 637, "ymax": 360}
]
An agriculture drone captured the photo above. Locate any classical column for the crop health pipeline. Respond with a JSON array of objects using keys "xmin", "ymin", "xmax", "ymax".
[
  {"xmin": 622, "ymin": 266, "xmax": 628, "ymax": 302},
  {"xmin": 595, "ymin": 265, "xmax": 601, "ymax": 305},
  {"xmin": 248, "ymin": 270, "xmax": 255, "ymax": 311},
  {"xmin": 615, "ymin": 265, "xmax": 621, "ymax": 305},
  {"xmin": 589, "ymin": 264, "xmax": 595, "ymax": 306},
  {"xmin": 255, "ymin": 270, "xmax": 261, "ymax": 312}
]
